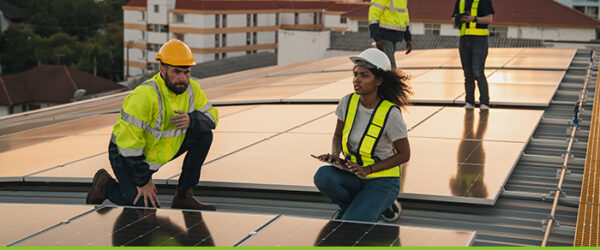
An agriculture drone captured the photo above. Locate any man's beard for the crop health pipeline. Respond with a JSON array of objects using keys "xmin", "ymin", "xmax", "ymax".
[{"xmin": 164, "ymin": 72, "xmax": 188, "ymax": 95}]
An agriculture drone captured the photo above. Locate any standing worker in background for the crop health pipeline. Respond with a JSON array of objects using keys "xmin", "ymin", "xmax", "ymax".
[
  {"xmin": 86, "ymin": 39, "xmax": 219, "ymax": 210},
  {"xmin": 369, "ymin": 0, "xmax": 412, "ymax": 70},
  {"xmin": 453, "ymin": 0, "xmax": 494, "ymax": 110}
]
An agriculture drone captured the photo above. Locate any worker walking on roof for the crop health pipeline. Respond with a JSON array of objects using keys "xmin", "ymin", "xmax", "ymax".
[
  {"xmin": 369, "ymin": 0, "xmax": 412, "ymax": 70},
  {"xmin": 452, "ymin": 0, "xmax": 495, "ymax": 110},
  {"xmin": 313, "ymin": 48, "xmax": 411, "ymax": 222},
  {"xmin": 86, "ymin": 39, "xmax": 218, "ymax": 210}
]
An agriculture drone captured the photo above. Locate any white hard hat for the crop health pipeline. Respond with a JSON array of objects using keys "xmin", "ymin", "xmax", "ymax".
[{"xmin": 349, "ymin": 48, "xmax": 391, "ymax": 71}]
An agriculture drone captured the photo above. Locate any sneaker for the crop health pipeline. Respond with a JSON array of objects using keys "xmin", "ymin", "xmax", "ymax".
[
  {"xmin": 480, "ymin": 104, "xmax": 490, "ymax": 110},
  {"xmin": 464, "ymin": 103, "xmax": 475, "ymax": 109},
  {"xmin": 332, "ymin": 209, "xmax": 344, "ymax": 220},
  {"xmin": 381, "ymin": 200, "xmax": 402, "ymax": 222}
]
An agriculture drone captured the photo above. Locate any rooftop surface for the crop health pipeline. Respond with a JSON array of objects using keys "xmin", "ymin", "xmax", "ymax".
[{"xmin": 0, "ymin": 47, "xmax": 598, "ymax": 246}]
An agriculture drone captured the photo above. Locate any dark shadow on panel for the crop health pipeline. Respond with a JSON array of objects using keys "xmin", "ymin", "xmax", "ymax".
[
  {"xmin": 451, "ymin": 109, "xmax": 488, "ymax": 198},
  {"xmin": 316, "ymin": 221, "xmax": 400, "ymax": 246},
  {"xmin": 111, "ymin": 208, "xmax": 214, "ymax": 246}
]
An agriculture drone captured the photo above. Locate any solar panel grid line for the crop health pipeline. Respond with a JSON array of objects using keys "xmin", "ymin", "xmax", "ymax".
[
  {"xmin": 232, "ymin": 214, "xmax": 281, "ymax": 246},
  {"xmin": 23, "ymin": 152, "xmax": 107, "ymax": 179}
]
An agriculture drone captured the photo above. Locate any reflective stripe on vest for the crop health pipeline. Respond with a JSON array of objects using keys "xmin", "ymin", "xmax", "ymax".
[
  {"xmin": 459, "ymin": 0, "xmax": 489, "ymax": 36},
  {"xmin": 341, "ymin": 94, "xmax": 401, "ymax": 178},
  {"xmin": 368, "ymin": 0, "xmax": 409, "ymax": 31},
  {"xmin": 114, "ymin": 80, "xmax": 197, "ymax": 170}
]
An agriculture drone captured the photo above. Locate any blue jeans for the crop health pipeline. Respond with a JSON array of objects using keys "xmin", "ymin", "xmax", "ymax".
[
  {"xmin": 314, "ymin": 165, "xmax": 400, "ymax": 222},
  {"xmin": 383, "ymin": 40, "xmax": 397, "ymax": 70},
  {"xmin": 459, "ymin": 36, "xmax": 489, "ymax": 106},
  {"xmin": 102, "ymin": 129, "xmax": 213, "ymax": 206}
]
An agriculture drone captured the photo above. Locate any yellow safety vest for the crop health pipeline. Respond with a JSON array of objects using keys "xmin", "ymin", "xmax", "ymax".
[
  {"xmin": 459, "ymin": 0, "xmax": 489, "ymax": 36},
  {"xmin": 111, "ymin": 73, "xmax": 218, "ymax": 171},
  {"xmin": 342, "ymin": 94, "xmax": 401, "ymax": 178},
  {"xmin": 368, "ymin": 0, "xmax": 409, "ymax": 32}
]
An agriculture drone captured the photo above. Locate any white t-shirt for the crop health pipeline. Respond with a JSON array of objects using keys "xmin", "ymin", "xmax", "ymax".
[{"xmin": 335, "ymin": 94, "xmax": 408, "ymax": 161}]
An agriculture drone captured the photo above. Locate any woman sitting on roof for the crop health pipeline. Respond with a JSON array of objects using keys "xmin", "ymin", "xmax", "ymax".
[{"xmin": 313, "ymin": 48, "xmax": 411, "ymax": 222}]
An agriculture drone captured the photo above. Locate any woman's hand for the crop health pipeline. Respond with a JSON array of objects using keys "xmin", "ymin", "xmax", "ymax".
[
  {"xmin": 317, "ymin": 153, "xmax": 346, "ymax": 165},
  {"xmin": 346, "ymin": 161, "xmax": 371, "ymax": 177}
]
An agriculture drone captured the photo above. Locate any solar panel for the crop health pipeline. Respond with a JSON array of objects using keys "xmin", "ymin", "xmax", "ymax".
[
  {"xmin": 0, "ymin": 134, "xmax": 109, "ymax": 182},
  {"xmin": 0, "ymin": 203, "xmax": 94, "ymax": 246},
  {"xmin": 16, "ymin": 206, "xmax": 276, "ymax": 246},
  {"xmin": 403, "ymin": 136, "xmax": 526, "ymax": 204},
  {"xmin": 408, "ymin": 107, "xmax": 544, "ymax": 142},
  {"xmin": 487, "ymin": 70, "xmax": 565, "ymax": 85},
  {"xmin": 239, "ymin": 216, "xmax": 475, "ymax": 246}
]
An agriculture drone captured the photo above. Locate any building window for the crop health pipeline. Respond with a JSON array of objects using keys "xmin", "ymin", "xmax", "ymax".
[
  {"xmin": 294, "ymin": 13, "xmax": 299, "ymax": 25},
  {"xmin": 253, "ymin": 14, "xmax": 257, "ymax": 26},
  {"xmin": 253, "ymin": 32, "xmax": 257, "ymax": 45},
  {"xmin": 215, "ymin": 53, "xmax": 220, "ymax": 60},
  {"xmin": 588, "ymin": 6, "xmax": 599, "ymax": 18},
  {"xmin": 215, "ymin": 34, "xmax": 220, "ymax": 47},
  {"xmin": 358, "ymin": 20, "xmax": 369, "ymax": 32},
  {"xmin": 247, "ymin": 14, "xmax": 251, "ymax": 27},
  {"xmin": 222, "ymin": 14, "xmax": 227, "ymax": 27},
  {"xmin": 318, "ymin": 12, "xmax": 323, "ymax": 25},
  {"xmin": 246, "ymin": 32, "xmax": 251, "ymax": 45},
  {"xmin": 147, "ymin": 43, "xmax": 161, "ymax": 52},
  {"xmin": 276, "ymin": 13, "xmax": 279, "ymax": 26},
  {"xmin": 147, "ymin": 24, "xmax": 168, "ymax": 33},
  {"xmin": 174, "ymin": 33, "xmax": 184, "ymax": 41},
  {"xmin": 141, "ymin": 31, "xmax": 145, "ymax": 39},
  {"xmin": 313, "ymin": 12, "xmax": 318, "ymax": 24},
  {"xmin": 154, "ymin": 4, "xmax": 159, "ymax": 13},
  {"xmin": 221, "ymin": 53, "xmax": 226, "ymax": 59},
  {"xmin": 275, "ymin": 31, "xmax": 278, "ymax": 43},
  {"xmin": 489, "ymin": 25, "xmax": 508, "ymax": 38},
  {"xmin": 215, "ymin": 14, "xmax": 220, "ymax": 28},
  {"xmin": 141, "ymin": 11, "xmax": 145, "ymax": 21},
  {"xmin": 340, "ymin": 17, "xmax": 347, "ymax": 24},
  {"xmin": 147, "ymin": 62, "xmax": 159, "ymax": 71},
  {"xmin": 175, "ymin": 14, "xmax": 184, "ymax": 23},
  {"xmin": 222, "ymin": 33, "xmax": 227, "ymax": 47},
  {"xmin": 424, "ymin": 23, "xmax": 440, "ymax": 35}
]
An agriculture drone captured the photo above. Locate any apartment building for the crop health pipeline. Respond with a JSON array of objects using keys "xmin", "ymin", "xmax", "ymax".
[{"xmin": 122, "ymin": 0, "xmax": 365, "ymax": 78}]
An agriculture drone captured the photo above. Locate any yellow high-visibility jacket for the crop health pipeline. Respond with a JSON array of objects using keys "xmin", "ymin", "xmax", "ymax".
[
  {"xmin": 369, "ymin": 0, "xmax": 409, "ymax": 32},
  {"xmin": 111, "ymin": 73, "xmax": 218, "ymax": 176}
]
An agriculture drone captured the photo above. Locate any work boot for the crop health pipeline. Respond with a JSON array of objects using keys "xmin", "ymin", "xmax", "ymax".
[
  {"xmin": 86, "ymin": 169, "xmax": 111, "ymax": 205},
  {"xmin": 171, "ymin": 188, "xmax": 216, "ymax": 211}
]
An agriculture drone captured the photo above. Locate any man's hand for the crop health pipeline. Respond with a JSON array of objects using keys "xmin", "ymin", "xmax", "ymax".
[
  {"xmin": 375, "ymin": 40, "xmax": 385, "ymax": 51},
  {"xmin": 170, "ymin": 110, "xmax": 190, "ymax": 129},
  {"xmin": 405, "ymin": 40, "xmax": 412, "ymax": 54},
  {"xmin": 133, "ymin": 180, "xmax": 160, "ymax": 207},
  {"xmin": 460, "ymin": 15, "xmax": 475, "ymax": 23}
]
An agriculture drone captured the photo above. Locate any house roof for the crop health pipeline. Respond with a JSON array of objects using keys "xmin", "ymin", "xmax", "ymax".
[
  {"xmin": 0, "ymin": 65, "xmax": 124, "ymax": 106},
  {"xmin": 0, "ymin": 0, "xmax": 29, "ymax": 20},
  {"xmin": 342, "ymin": 0, "xmax": 600, "ymax": 28}
]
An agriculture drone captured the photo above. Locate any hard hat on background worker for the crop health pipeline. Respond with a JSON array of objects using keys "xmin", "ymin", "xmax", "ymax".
[
  {"xmin": 349, "ymin": 48, "xmax": 391, "ymax": 71},
  {"xmin": 155, "ymin": 39, "xmax": 196, "ymax": 66}
]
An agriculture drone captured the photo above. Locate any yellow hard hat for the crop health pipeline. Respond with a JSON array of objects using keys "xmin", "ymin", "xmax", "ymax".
[{"xmin": 155, "ymin": 39, "xmax": 196, "ymax": 66}]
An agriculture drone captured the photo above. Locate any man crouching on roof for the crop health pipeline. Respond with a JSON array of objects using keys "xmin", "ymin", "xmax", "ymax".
[{"xmin": 86, "ymin": 39, "xmax": 218, "ymax": 210}]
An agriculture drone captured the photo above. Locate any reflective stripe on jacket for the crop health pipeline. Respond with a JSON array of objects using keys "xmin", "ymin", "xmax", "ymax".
[
  {"xmin": 342, "ymin": 94, "xmax": 401, "ymax": 178},
  {"xmin": 459, "ymin": 0, "xmax": 489, "ymax": 36},
  {"xmin": 369, "ymin": 0, "xmax": 409, "ymax": 32},
  {"xmin": 111, "ymin": 73, "xmax": 218, "ymax": 171}
]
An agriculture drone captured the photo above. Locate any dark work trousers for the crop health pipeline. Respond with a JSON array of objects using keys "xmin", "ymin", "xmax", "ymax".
[
  {"xmin": 459, "ymin": 35, "xmax": 489, "ymax": 106},
  {"xmin": 102, "ymin": 129, "xmax": 213, "ymax": 207}
]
